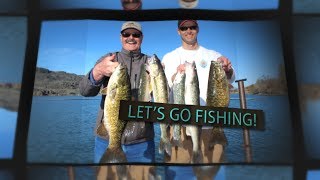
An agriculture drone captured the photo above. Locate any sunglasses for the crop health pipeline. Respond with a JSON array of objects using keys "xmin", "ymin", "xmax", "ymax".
[
  {"xmin": 121, "ymin": 32, "xmax": 142, "ymax": 38},
  {"xmin": 179, "ymin": 26, "xmax": 198, "ymax": 31}
]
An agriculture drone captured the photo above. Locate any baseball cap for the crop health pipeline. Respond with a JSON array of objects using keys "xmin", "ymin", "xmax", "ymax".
[
  {"xmin": 179, "ymin": 0, "xmax": 198, "ymax": 9},
  {"xmin": 121, "ymin": 21, "xmax": 142, "ymax": 33},
  {"xmin": 178, "ymin": 20, "xmax": 198, "ymax": 27}
]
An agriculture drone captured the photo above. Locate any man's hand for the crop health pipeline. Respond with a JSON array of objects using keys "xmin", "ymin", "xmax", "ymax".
[
  {"xmin": 217, "ymin": 56, "xmax": 233, "ymax": 79},
  {"xmin": 171, "ymin": 64, "xmax": 186, "ymax": 82},
  {"xmin": 92, "ymin": 54, "xmax": 119, "ymax": 81}
]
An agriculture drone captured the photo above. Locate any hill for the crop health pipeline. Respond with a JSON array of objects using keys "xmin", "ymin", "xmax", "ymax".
[
  {"xmin": 33, "ymin": 67, "xmax": 84, "ymax": 96},
  {"xmin": 0, "ymin": 83, "xmax": 21, "ymax": 112},
  {"xmin": 230, "ymin": 64, "xmax": 287, "ymax": 95}
]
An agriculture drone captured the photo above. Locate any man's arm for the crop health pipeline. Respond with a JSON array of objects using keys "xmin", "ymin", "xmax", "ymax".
[
  {"xmin": 226, "ymin": 67, "xmax": 235, "ymax": 84},
  {"xmin": 79, "ymin": 53, "xmax": 117, "ymax": 97},
  {"xmin": 217, "ymin": 56, "xmax": 235, "ymax": 83},
  {"xmin": 79, "ymin": 70, "xmax": 106, "ymax": 97}
]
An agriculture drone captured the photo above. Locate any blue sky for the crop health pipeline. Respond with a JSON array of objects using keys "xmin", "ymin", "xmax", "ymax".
[
  {"xmin": 37, "ymin": 19, "xmax": 284, "ymax": 86},
  {"xmin": 41, "ymin": 0, "xmax": 279, "ymax": 10},
  {"xmin": 0, "ymin": 17, "xmax": 26, "ymax": 83},
  {"xmin": 308, "ymin": 170, "xmax": 320, "ymax": 180}
]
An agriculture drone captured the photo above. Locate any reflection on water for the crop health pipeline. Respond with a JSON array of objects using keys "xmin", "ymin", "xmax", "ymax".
[
  {"xmin": 0, "ymin": 169, "xmax": 14, "ymax": 180},
  {"xmin": 302, "ymin": 99, "xmax": 320, "ymax": 159},
  {"xmin": 0, "ymin": 108, "xmax": 17, "ymax": 159},
  {"xmin": 298, "ymin": 84, "xmax": 320, "ymax": 112},
  {"xmin": 27, "ymin": 165, "xmax": 293, "ymax": 180},
  {"xmin": 39, "ymin": 0, "xmax": 279, "ymax": 10},
  {"xmin": 121, "ymin": 0, "xmax": 142, "ymax": 10}
]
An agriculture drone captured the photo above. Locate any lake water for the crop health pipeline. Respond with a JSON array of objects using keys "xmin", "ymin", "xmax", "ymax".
[
  {"xmin": 27, "ymin": 94, "xmax": 293, "ymax": 164},
  {"xmin": 302, "ymin": 100, "xmax": 320, "ymax": 159},
  {"xmin": 25, "ymin": 165, "xmax": 293, "ymax": 180},
  {"xmin": 0, "ymin": 108, "xmax": 17, "ymax": 159}
]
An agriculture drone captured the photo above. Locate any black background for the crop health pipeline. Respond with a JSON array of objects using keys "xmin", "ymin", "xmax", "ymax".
[{"xmin": 1, "ymin": 0, "xmax": 318, "ymax": 179}]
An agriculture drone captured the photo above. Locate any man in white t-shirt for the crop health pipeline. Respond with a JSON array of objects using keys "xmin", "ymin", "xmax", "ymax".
[
  {"xmin": 162, "ymin": 20, "xmax": 235, "ymax": 106},
  {"xmin": 162, "ymin": 20, "xmax": 235, "ymax": 172}
]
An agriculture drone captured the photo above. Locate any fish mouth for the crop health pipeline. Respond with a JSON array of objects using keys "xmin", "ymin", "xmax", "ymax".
[{"xmin": 147, "ymin": 55, "xmax": 159, "ymax": 64}]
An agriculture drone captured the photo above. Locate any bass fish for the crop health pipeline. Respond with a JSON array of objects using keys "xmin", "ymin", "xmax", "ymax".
[
  {"xmin": 148, "ymin": 54, "xmax": 171, "ymax": 157},
  {"xmin": 184, "ymin": 62, "xmax": 202, "ymax": 163},
  {"xmin": 171, "ymin": 70, "xmax": 186, "ymax": 148},
  {"xmin": 99, "ymin": 63, "xmax": 131, "ymax": 164},
  {"xmin": 206, "ymin": 60, "xmax": 229, "ymax": 148},
  {"xmin": 138, "ymin": 63, "xmax": 152, "ymax": 102}
]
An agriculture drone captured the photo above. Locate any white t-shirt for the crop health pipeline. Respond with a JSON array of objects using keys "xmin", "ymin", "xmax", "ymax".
[{"xmin": 162, "ymin": 46, "xmax": 235, "ymax": 106}]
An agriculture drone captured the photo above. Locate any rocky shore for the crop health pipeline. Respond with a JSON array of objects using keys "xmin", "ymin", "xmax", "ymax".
[
  {"xmin": 33, "ymin": 67, "xmax": 84, "ymax": 96},
  {"xmin": 0, "ymin": 67, "xmax": 84, "ymax": 111},
  {"xmin": 1, "ymin": 65, "xmax": 301, "ymax": 112},
  {"xmin": 0, "ymin": 83, "xmax": 21, "ymax": 112}
]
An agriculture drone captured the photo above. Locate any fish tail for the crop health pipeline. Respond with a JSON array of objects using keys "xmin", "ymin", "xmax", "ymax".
[
  {"xmin": 171, "ymin": 125, "xmax": 182, "ymax": 148},
  {"xmin": 159, "ymin": 137, "xmax": 172, "ymax": 157},
  {"xmin": 209, "ymin": 127, "xmax": 228, "ymax": 149},
  {"xmin": 97, "ymin": 148, "xmax": 128, "ymax": 180},
  {"xmin": 96, "ymin": 123, "xmax": 108, "ymax": 137},
  {"xmin": 116, "ymin": 165, "xmax": 129, "ymax": 180},
  {"xmin": 191, "ymin": 150, "xmax": 202, "ymax": 164},
  {"xmin": 171, "ymin": 137, "xmax": 182, "ymax": 148},
  {"xmin": 97, "ymin": 165, "xmax": 129, "ymax": 180},
  {"xmin": 99, "ymin": 146, "xmax": 127, "ymax": 164}
]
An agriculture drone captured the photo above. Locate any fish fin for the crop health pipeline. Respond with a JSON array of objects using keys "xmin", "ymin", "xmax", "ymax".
[
  {"xmin": 96, "ymin": 123, "xmax": 108, "ymax": 137},
  {"xmin": 116, "ymin": 165, "xmax": 129, "ymax": 180},
  {"xmin": 98, "ymin": 147, "xmax": 128, "ymax": 179},
  {"xmin": 99, "ymin": 87, "xmax": 108, "ymax": 95},
  {"xmin": 171, "ymin": 125, "xmax": 182, "ymax": 148},
  {"xmin": 208, "ymin": 127, "xmax": 228, "ymax": 149},
  {"xmin": 145, "ymin": 63, "xmax": 150, "ymax": 74},
  {"xmin": 193, "ymin": 166, "xmax": 220, "ymax": 180},
  {"xmin": 171, "ymin": 137, "xmax": 182, "ymax": 148},
  {"xmin": 147, "ymin": 83, "xmax": 153, "ymax": 102},
  {"xmin": 100, "ymin": 146, "xmax": 127, "ymax": 163},
  {"xmin": 191, "ymin": 150, "xmax": 202, "ymax": 164},
  {"xmin": 159, "ymin": 138, "xmax": 172, "ymax": 157},
  {"xmin": 186, "ymin": 126, "xmax": 192, "ymax": 137}
]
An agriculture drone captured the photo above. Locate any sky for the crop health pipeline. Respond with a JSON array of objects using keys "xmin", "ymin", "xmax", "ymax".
[
  {"xmin": 293, "ymin": 16, "xmax": 320, "ymax": 84},
  {"xmin": 0, "ymin": 0, "xmax": 26, "ymax": 13},
  {"xmin": 37, "ymin": 19, "xmax": 284, "ymax": 86},
  {"xmin": 0, "ymin": 17, "xmax": 26, "ymax": 83},
  {"xmin": 294, "ymin": 0, "xmax": 320, "ymax": 13},
  {"xmin": 307, "ymin": 170, "xmax": 320, "ymax": 180},
  {"xmin": 40, "ymin": 0, "xmax": 279, "ymax": 10}
]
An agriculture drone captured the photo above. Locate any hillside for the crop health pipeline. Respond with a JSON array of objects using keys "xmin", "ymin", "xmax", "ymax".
[
  {"xmin": 230, "ymin": 64, "xmax": 287, "ymax": 95},
  {"xmin": 33, "ymin": 67, "xmax": 84, "ymax": 96},
  {"xmin": 0, "ymin": 83, "xmax": 21, "ymax": 112},
  {"xmin": 0, "ymin": 68, "xmax": 85, "ymax": 111},
  {"xmin": 1, "ymin": 65, "xmax": 291, "ymax": 112}
]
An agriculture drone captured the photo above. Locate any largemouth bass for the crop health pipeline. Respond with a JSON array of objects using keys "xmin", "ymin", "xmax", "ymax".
[
  {"xmin": 138, "ymin": 63, "xmax": 152, "ymax": 102},
  {"xmin": 171, "ymin": 71, "xmax": 185, "ymax": 148},
  {"xmin": 148, "ymin": 54, "xmax": 171, "ymax": 157},
  {"xmin": 206, "ymin": 61, "xmax": 229, "ymax": 148},
  {"xmin": 99, "ymin": 63, "xmax": 131, "ymax": 164},
  {"xmin": 184, "ymin": 61, "xmax": 202, "ymax": 164}
]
